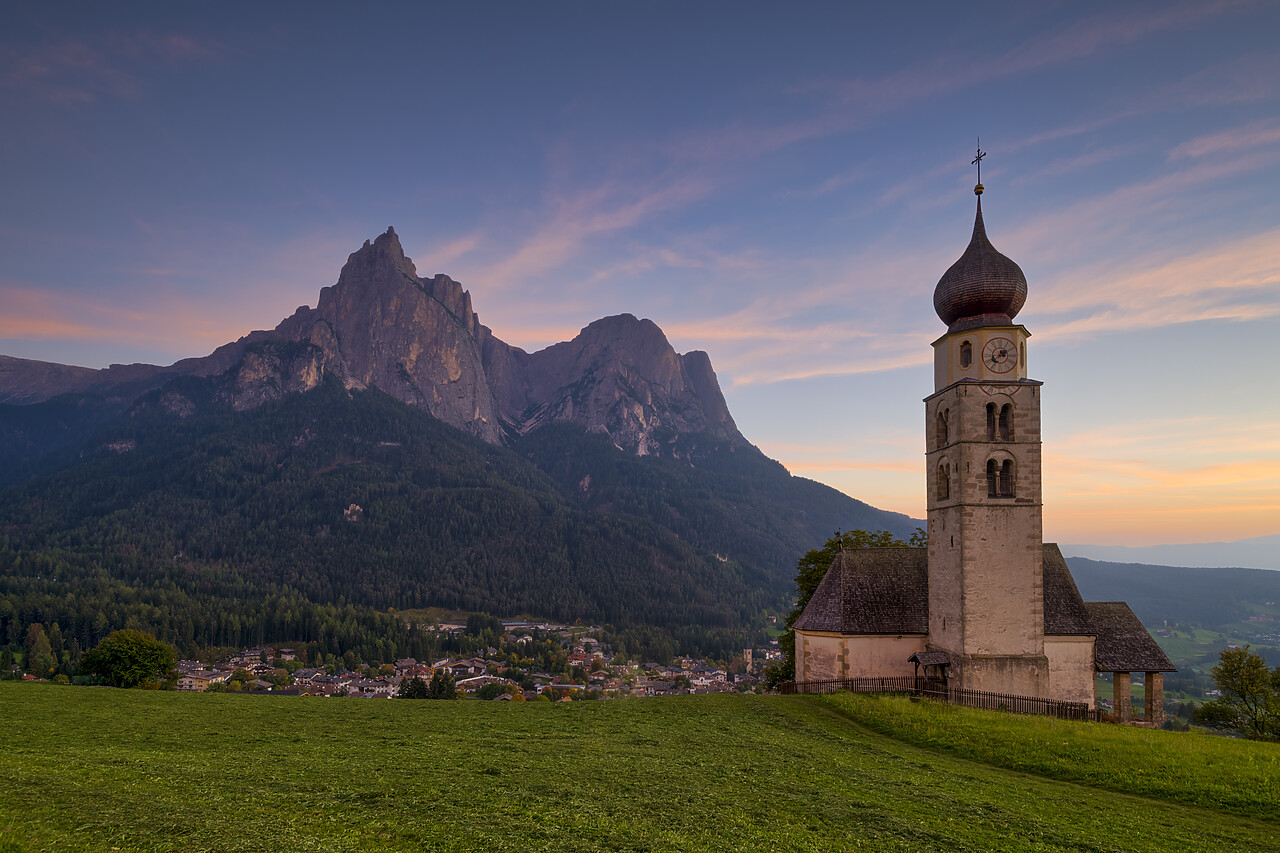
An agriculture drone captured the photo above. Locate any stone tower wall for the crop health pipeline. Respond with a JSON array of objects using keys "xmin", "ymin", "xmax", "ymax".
[{"xmin": 926, "ymin": 325, "xmax": 1047, "ymax": 696}]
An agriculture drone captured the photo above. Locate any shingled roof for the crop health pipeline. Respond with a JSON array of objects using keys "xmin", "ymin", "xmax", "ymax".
[
  {"xmin": 793, "ymin": 548, "xmax": 929, "ymax": 634},
  {"xmin": 1087, "ymin": 602, "xmax": 1176, "ymax": 673},
  {"xmin": 1043, "ymin": 544, "xmax": 1094, "ymax": 635}
]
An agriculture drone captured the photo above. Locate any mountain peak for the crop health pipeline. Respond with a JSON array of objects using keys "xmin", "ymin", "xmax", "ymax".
[
  {"xmin": 0, "ymin": 228, "xmax": 745, "ymax": 456},
  {"xmin": 340, "ymin": 225, "xmax": 417, "ymax": 288}
]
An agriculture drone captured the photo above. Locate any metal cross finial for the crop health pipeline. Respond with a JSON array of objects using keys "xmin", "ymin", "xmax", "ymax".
[{"xmin": 972, "ymin": 138, "xmax": 986, "ymax": 184}]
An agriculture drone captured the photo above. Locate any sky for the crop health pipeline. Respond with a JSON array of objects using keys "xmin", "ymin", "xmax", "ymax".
[{"xmin": 2, "ymin": 2, "xmax": 1278, "ymax": 547}]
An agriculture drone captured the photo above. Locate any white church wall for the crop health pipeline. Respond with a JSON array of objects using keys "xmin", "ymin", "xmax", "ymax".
[
  {"xmin": 1045, "ymin": 635, "xmax": 1097, "ymax": 708},
  {"xmin": 796, "ymin": 631, "xmax": 925, "ymax": 681}
]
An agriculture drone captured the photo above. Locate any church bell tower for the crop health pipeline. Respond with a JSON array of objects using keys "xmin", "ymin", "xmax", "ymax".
[{"xmin": 924, "ymin": 169, "xmax": 1048, "ymax": 696}]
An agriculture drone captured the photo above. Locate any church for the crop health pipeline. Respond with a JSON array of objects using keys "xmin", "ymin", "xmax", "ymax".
[{"xmin": 793, "ymin": 173, "xmax": 1174, "ymax": 722}]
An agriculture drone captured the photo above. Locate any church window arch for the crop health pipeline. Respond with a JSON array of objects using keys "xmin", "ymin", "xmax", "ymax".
[
  {"xmin": 987, "ymin": 457, "xmax": 1016, "ymax": 497},
  {"xmin": 937, "ymin": 408, "xmax": 950, "ymax": 447},
  {"xmin": 937, "ymin": 461, "xmax": 950, "ymax": 500},
  {"xmin": 999, "ymin": 403, "xmax": 1013, "ymax": 440},
  {"xmin": 959, "ymin": 340, "xmax": 972, "ymax": 368},
  {"xmin": 986, "ymin": 403, "xmax": 997, "ymax": 441}
]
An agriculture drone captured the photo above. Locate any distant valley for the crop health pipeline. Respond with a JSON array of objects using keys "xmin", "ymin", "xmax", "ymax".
[{"xmin": 1063, "ymin": 535, "xmax": 1280, "ymax": 571}]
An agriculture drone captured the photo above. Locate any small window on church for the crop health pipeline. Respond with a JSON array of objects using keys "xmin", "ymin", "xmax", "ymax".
[
  {"xmin": 960, "ymin": 340, "xmax": 972, "ymax": 368},
  {"xmin": 937, "ymin": 409, "xmax": 949, "ymax": 446},
  {"xmin": 986, "ymin": 403, "xmax": 997, "ymax": 441},
  {"xmin": 937, "ymin": 463, "xmax": 949, "ymax": 500},
  {"xmin": 1000, "ymin": 459, "xmax": 1015, "ymax": 496},
  {"xmin": 988, "ymin": 458, "xmax": 1015, "ymax": 497},
  {"xmin": 999, "ymin": 404, "xmax": 1013, "ymax": 441}
]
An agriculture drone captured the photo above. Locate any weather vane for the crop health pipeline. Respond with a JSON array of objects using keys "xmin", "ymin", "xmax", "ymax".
[{"xmin": 972, "ymin": 138, "xmax": 986, "ymax": 195}]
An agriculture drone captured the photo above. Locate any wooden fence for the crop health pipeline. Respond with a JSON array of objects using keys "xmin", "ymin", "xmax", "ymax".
[{"xmin": 781, "ymin": 677, "xmax": 1100, "ymax": 722}]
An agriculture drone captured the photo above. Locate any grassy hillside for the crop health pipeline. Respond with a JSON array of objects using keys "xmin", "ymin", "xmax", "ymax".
[
  {"xmin": 2, "ymin": 684, "xmax": 1276, "ymax": 852},
  {"xmin": 820, "ymin": 692, "xmax": 1280, "ymax": 819}
]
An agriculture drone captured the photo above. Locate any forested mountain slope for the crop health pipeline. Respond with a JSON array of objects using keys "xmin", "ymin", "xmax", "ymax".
[
  {"xmin": 1066, "ymin": 557, "xmax": 1280, "ymax": 629},
  {"xmin": 0, "ymin": 227, "xmax": 917, "ymax": 659},
  {"xmin": 0, "ymin": 376, "xmax": 913, "ymax": 658}
]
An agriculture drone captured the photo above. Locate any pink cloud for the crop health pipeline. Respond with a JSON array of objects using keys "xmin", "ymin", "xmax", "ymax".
[
  {"xmin": 1169, "ymin": 119, "xmax": 1280, "ymax": 160},
  {"xmin": 1161, "ymin": 51, "xmax": 1280, "ymax": 107},
  {"xmin": 668, "ymin": 2, "xmax": 1245, "ymax": 167},
  {"xmin": 0, "ymin": 282, "xmax": 241, "ymax": 354},
  {"xmin": 466, "ymin": 178, "xmax": 713, "ymax": 293},
  {"xmin": 1, "ymin": 30, "xmax": 218, "ymax": 105}
]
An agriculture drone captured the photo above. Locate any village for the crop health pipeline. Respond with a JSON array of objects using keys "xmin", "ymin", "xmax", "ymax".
[{"xmin": 173, "ymin": 622, "xmax": 783, "ymax": 701}]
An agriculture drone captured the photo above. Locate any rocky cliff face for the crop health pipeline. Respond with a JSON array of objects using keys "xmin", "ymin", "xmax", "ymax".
[
  {"xmin": 498, "ymin": 314, "xmax": 741, "ymax": 455},
  {"xmin": 266, "ymin": 228, "xmax": 503, "ymax": 441},
  {"xmin": 2, "ymin": 228, "xmax": 744, "ymax": 455}
]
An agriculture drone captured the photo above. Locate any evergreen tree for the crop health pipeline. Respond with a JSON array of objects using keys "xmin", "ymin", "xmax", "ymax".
[
  {"xmin": 397, "ymin": 676, "xmax": 429, "ymax": 699},
  {"xmin": 25, "ymin": 623, "xmax": 56, "ymax": 678},
  {"xmin": 47, "ymin": 623, "xmax": 65, "ymax": 667},
  {"xmin": 427, "ymin": 669, "xmax": 457, "ymax": 699}
]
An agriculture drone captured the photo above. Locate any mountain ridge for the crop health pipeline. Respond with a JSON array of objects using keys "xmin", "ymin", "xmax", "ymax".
[
  {"xmin": 1, "ymin": 227, "xmax": 744, "ymax": 459},
  {"xmin": 0, "ymin": 227, "xmax": 920, "ymax": 656},
  {"xmin": 1063, "ymin": 535, "xmax": 1280, "ymax": 571}
]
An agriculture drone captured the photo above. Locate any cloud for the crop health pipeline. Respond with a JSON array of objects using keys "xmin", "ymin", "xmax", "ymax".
[
  {"xmin": 414, "ymin": 233, "xmax": 484, "ymax": 275},
  {"xmin": 1, "ymin": 30, "xmax": 218, "ymax": 105},
  {"xmin": 668, "ymin": 2, "xmax": 1246, "ymax": 167},
  {"xmin": 0, "ymin": 281, "xmax": 246, "ymax": 358},
  {"xmin": 785, "ymin": 166, "xmax": 869, "ymax": 199},
  {"xmin": 1042, "ymin": 415, "xmax": 1280, "ymax": 543},
  {"xmin": 1014, "ymin": 143, "xmax": 1145, "ymax": 184},
  {"xmin": 1169, "ymin": 119, "xmax": 1280, "ymax": 160},
  {"xmin": 462, "ymin": 177, "xmax": 713, "ymax": 294},
  {"xmin": 1032, "ymin": 225, "xmax": 1280, "ymax": 341},
  {"xmin": 1160, "ymin": 51, "xmax": 1280, "ymax": 107}
]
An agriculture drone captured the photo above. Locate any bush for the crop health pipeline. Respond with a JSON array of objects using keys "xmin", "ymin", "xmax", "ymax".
[
  {"xmin": 1195, "ymin": 645, "xmax": 1280, "ymax": 741},
  {"xmin": 78, "ymin": 630, "xmax": 176, "ymax": 689}
]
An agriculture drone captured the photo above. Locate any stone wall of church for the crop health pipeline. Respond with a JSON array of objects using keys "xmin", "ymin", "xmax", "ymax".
[
  {"xmin": 953, "ymin": 654, "xmax": 1050, "ymax": 697},
  {"xmin": 925, "ymin": 379, "xmax": 1044, "ymax": 662},
  {"xmin": 1045, "ymin": 635, "xmax": 1097, "ymax": 708},
  {"xmin": 795, "ymin": 631, "xmax": 926, "ymax": 682},
  {"xmin": 957, "ymin": 506, "xmax": 1044, "ymax": 658}
]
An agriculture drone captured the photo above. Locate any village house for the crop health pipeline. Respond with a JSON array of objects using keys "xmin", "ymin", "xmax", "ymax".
[{"xmin": 176, "ymin": 670, "xmax": 231, "ymax": 692}]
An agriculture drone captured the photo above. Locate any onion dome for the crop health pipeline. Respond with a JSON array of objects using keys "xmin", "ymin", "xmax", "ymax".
[{"xmin": 933, "ymin": 188, "xmax": 1027, "ymax": 332}]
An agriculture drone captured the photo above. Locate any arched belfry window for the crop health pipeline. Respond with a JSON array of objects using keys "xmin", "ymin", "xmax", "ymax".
[
  {"xmin": 960, "ymin": 340, "xmax": 972, "ymax": 368},
  {"xmin": 937, "ymin": 463, "xmax": 950, "ymax": 500},
  {"xmin": 937, "ymin": 408, "xmax": 950, "ymax": 447},
  {"xmin": 987, "ymin": 458, "xmax": 1015, "ymax": 497},
  {"xmin": 986, "ymin": 403, "xmax": 997, "ymax": 441},
  {"xmin": 999, "ymin": 404, "xmax": 1013, "ymax": 441}
]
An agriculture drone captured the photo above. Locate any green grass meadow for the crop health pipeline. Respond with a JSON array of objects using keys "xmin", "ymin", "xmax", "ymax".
[
  {"xmin": 820, "ymin": 692, "xmax": 1280, "ymax": 819},
  {"xmin": 2, "ymin": 683, "xmax": 1277, "ymax": 853}
]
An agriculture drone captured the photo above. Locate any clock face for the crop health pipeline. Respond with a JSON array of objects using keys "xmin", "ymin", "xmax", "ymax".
[{"xmin": 983, "ymin": 337, "xmax": 1018, "ymax": 374}]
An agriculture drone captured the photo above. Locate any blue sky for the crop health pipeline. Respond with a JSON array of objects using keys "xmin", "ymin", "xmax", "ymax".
[{"xmin": 2, "ymin": 2, "xmax": 1278, "ymax": 545}]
